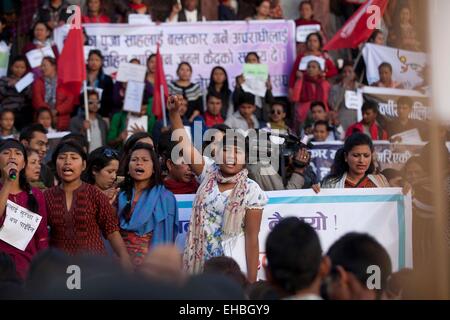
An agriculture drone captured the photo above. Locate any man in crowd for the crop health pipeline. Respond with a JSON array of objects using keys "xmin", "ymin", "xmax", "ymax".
[
  {"xmin": 202, "ymin": 92, "xmax": 225, "ymax": 128},
  {"xmin": 345, "ymin": 101, "xmax": 388, "ymax": 140},
  {"xmin": 19, "ymin": 124, "xmax": 54, "ymax": 187},
  {"xmin": 225, "ymin": 91, "xmax": 259, "ymax": 130}
]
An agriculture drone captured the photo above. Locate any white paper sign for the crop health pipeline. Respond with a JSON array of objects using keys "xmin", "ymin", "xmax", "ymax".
[
  {"xmin": 391, "ymin": 128, "xmax": 423, "ymax": 144},
  {"xmin": 0, "ymin": 200, "xmax": 42, "ymax": 251},
  {"xmin": 15, "ymin": 72, "xmax": 34, "ymax": 93},
  {"xmin": 299, "ymin": 55, "xmax": 325, "ymax": 71},
  {"xmin": 241, "ymin": 78, "xmax": 267, "ymax": 98},
  {"xmin": 25, "ymin": 46, "xmax": 55, "ymax": 68},
  {"xmin": 127, "ymin": 115, "xmax": 148, "ymax": 138},
  {"xmin": 47, "ymin": 131, "xmax": 71, "ymax": 140},
  {"xmin": 116, "ymin": 62, "xmax": 147, "ymax": 83},
  {"xmin": 296, "ymin": 24, "xmax": 321, "ymax": 42},
  {"xmin": 128, "ymin": 14, "xmax": 152, "ymax": 25},
  {"xmin": 123, "ymin": 81, "xmax": 145, "ymax": 113},
  {"xmin": 345, "ymin": 90, "xmax": 364, "ymax": 110},
  {"xmin": 242, "ymin": 64, "xmax": 269, "ymax": 97}
]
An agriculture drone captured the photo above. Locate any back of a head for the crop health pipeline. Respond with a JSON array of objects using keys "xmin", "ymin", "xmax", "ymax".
[
  {"xmin": 265, "ymin": 217, "xmax": 322, "ymax": 295},
  {"xmin": 204, "ymin": 256, "xmax": 248, "ymax": 289},
  {"xmin": 326, "ymin": 232, "xmax": 392, "ymax": 292}
]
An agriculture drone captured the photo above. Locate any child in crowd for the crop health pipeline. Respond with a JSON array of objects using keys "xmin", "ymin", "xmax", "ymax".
[
  {"xmin": 36, "ymin": 108, "xmax": 56, "ymax": 134},
  {"xmin": 371, "ymin": 62, "xmax": 402, "ymax": 89},
  {"xmin": 345, "ymin": 101, "xmax": 388, "ymax": 140},
  {"xmin": 312, "ymin": 120, "xmax": 333, "ymax": 142},
  {"xmin": 0, "ymin": 109, "xmax": 18, "ymax": 139},
  {"xmin": 202, "ymin": 93, "xmax": 225, "ymax": 128}
]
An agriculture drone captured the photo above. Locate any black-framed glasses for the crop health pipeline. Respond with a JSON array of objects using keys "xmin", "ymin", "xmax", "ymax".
[
  {"xmin": 103, "ymin": 148, "xmax": 119, "ymax": 158},
  {"xmin": 271, "ymin": 110, "xmax": 282, "ymax": 115}
]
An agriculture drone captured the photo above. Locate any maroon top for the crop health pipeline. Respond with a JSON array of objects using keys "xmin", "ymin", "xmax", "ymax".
[
  {"xmin": 0, "ymin": 186, "xmax": 48, "ymax": 279},
  {"xmin": 44, "ymin": 183, "xmax": 119, "ymax": 256}
]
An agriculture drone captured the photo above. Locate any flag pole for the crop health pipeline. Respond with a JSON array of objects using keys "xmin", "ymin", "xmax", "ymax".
[
  {"xmin": 161, "ymin": 84, "xmax": 167, "ymax": 127},
  {"xmin": 83, "ymin": 80, "xmax": 91, "ymax": 142}
]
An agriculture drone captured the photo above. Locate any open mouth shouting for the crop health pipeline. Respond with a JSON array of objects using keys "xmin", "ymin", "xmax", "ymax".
[{"xmin": 62, "ymin": 166, "xmax": 75, "ymax": 176}]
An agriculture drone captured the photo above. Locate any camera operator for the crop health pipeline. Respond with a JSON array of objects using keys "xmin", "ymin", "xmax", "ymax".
[{"xmin": 247, "ymin": 131, "xmax": 320, "ymax": 192}]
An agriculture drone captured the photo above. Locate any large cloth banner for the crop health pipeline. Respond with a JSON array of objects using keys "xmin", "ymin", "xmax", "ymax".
[
  {"xmin": 54, "ymin": 21, "xmax": 296, "ymax": 96},
  {"xmin": 176, "ymin": 188, "xmax": 413, "ymax": 280},
  {"xmin": 362, "ymin": 86, "xmax": 431, "ymax": 122},
  {"xmin": 362, "ymin": 43, "xmax": 427, "ymax": 90},
  {"xmin": 310, "ymin": 141, "xmax": 433, "ymax": 181}
]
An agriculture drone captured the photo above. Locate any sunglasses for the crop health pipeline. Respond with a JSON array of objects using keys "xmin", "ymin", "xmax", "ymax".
[
  {"xmin": 103, "ymin": 148, "xmax": 119, "ymax": 158},
  {"xmin": 271, "ymin": 110, "xmax": 283, "ymax": 115}
]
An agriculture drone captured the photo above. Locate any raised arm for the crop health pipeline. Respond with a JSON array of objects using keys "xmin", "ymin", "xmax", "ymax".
[{"xmin": 167, "ymin": 95, "xmax": 205, "ymax": 177}]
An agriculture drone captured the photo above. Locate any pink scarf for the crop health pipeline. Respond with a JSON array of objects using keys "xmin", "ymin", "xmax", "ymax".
[{"xmin": 183, "ymin": 164, "xmax": 248, "ymax": 274}]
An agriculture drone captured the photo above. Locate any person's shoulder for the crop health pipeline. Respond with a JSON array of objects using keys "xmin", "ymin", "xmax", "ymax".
[{"xmin": 43, "ymin": 185, "xmax": 60, "ymax": 197}]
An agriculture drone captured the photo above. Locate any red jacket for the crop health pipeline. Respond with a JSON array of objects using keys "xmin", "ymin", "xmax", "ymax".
[
  {"xmin": 203, "ymin": 111, "xmax": 224, "ymax": 128},
  {"xmin": 345, "ymin": 121, "xmax": 388, "ymax": 141},
  {"xmin": 289, "ymin": 52, "xmax": 338, "ymax": 89},
  {"xmin": 32, "ymin": 77, "xmax": 75, "ymax": 130}
]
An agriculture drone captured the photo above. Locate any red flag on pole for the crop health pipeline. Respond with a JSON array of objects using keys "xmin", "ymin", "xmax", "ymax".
[
  {"xmin": 153, "ymin": 44, "xmax": 168, "ymax": 121},
  {"xmin": 323, "ymin": 0, "xmax": 388, "ymax": 51},
  {"xmin": 57, "ymin": 27, "xmax": 86, "ymax": 96}
]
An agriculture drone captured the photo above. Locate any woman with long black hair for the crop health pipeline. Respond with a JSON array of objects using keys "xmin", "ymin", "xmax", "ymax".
[
  {"xmin": 207, "ymin": 66, "xmax": 233, "ymax": 119},
  {"xmin": 0, "ymin": 139, "xmax": 48, "ymax": 279}
]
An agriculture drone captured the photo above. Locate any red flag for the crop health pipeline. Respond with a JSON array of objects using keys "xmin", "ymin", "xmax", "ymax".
[
  {"xmin": 323, "ymin": 0, "xmax": 388, "ymax": 51},
  {"xmin": 57, "ymin": 27, "xmax": 86, "ymax": 96},
  {"xmin": 152, "ymin": 44, "xmax": 168, "ymax": 120}
]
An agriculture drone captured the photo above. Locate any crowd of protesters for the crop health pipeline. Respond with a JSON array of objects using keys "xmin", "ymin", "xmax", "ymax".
[{"xmin": 0, "ymin": 0, "xmax": 448, "ymax": 299}]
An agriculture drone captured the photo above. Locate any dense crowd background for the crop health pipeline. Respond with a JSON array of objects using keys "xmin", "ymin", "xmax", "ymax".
[{"xmin": 0, "ymin": 0, "xmax": 448, "ymax": 300}]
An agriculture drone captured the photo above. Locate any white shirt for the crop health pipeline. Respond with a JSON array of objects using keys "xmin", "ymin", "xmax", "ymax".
[
  {"xmin": 89, "ymin": 118, "xmax": 102, "ymax": 152},
  {"xmin": 184, "ymin": 9, "xmax": 199, "ymax": 22}
]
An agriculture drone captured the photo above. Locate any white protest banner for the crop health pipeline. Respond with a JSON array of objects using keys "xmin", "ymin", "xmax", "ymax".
[
  {"xmin": 361, "ymin": 86, "xmax": 431, "ymax": 122},
  {"xmin": 0, "ymin": 41, "xmax": 9, "ymax": 77},
  {"xmin": 127, "ymin": 115, "xmax": 148, "ymax": 139},
  {"xmin": 299, "ymin": 55, "xmax": 325, "ymax": 71},
  {"xmin": 296, "ymin": 24, "xmax": 321, "ymax": 42},
  {"xmin": 0, "ymin": 200, "xmax": 42, "ymax": 251},
  {"xmin": 54, "ymin": 21, "xmax": 296, "ymax": 96},
  {"xmin": 15, "ymin": 72, "xmax": 34, "ymax": 93},
  {"xmin": 25, "ymin": 46, "xmax": 55, "ymax": 68},
  {"xmin": 362, "ymin": 43, "xmax": 427, "ymax": 90},
  {"xmin": 391, "ymin": 128, "xmax": 423, "ymax": 144},
  {"xmin": 116, "ymin": 62, "xmax": 147, "ymax": 83},
  {"xmin": 47, "ymin": 131, "xmax": 71, "ymax": 140},
  {"xmin": 242, "ymin": 63, "xmax": 269, "ymax": 97},
  {"xmin": 128, "ymin": 14, "xmax": 152, "ymax": 25},
  {"xmin": 176, "ymin": 188, "xmax": 412, "ymax": 279},
  {"xmin": 123, "ymin": 80, "xmax": 145, "ymax": 113}
]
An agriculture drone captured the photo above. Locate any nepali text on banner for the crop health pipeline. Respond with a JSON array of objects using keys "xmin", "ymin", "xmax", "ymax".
[
  {"xmin": 54, "ymin": 21, "xmax": 296, "ymax": 96},
  {"xmin": 175, "ymin": 188, "xmax": 413, "ymax": 280}
]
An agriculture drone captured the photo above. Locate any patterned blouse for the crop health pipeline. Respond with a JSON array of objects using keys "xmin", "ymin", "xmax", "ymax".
[
  {"xmin": 44, "ymin": 183, "xmax": 120, "ymax": 255},
  {"xmin": 198, "ymin": 161, "xmax": 268, "ymax": 262}
]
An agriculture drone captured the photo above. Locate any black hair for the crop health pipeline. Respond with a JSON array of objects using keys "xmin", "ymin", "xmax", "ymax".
[
  {"xmin": 204, "ymin": 257, "xmax": 249, "ymax": 289},
  {"xmin": 146, "ymin": 53, "xmax": 156, "ymax": 64},
  {"xmin": 83, "ymin": 146, "xmax": 119, "ymax": 185},
  {"xmin": 270, "ymin": 100, "xmax": 288, "ymax": 114},
  {"xmin": 129, "ymin": 58, "xmax": 140, "ymax": 64},
  {"xmin": 378, "ymin": 62, "xmax": 393, "ymax": 72},
  {"xmin": 368, "ymin": 29, "xmax": 384, "ymax": 43},
  {"xmin": 19, "ymin": 124, "xmax": 47, "ymax": 143},
  {"xmin": 306, "ymin": 32, "xmax": 323, "ymax": 49},
  {"xmin": 310, "ymin": 101, "xmax": 326, "ymax": 112},
  {"xmin": 8, "ymin": 55, "xmax": 29, "ymax": 76},
  {"xmin": 361, "ymin": 101, "xmax": 379, "ymax": 115},
  {"xmin": 323, "ymin": 133, "xmax": 375, "ymax": 184},
  {"xmin": 119, "ymin": 143, "xmax": 162, "ymax": 220},
  {"xmin": 0, "ymin": 139, "xmax": 38, "ymax": 213},
  {"xmin": 0, "ymin": 253, "xmax": 20, "ymax": 283},
  {"xmin": 299, "ymin": 0, "xmax": 313, "ymax": 11},
  {"xmin": 256, "ymin": 0, "xmax": 271, "ymax": 7},
  {"xmin": 266, "ymin": 217, "xmax": 323, "ymax": 295},
  {"xmin": 119, "ymin": 132, "xmax": 154, "ymax": 175},
  {"xmin": 208, "ymin": 66, "xmax": 230, "ymax": 94},
  {"xmin": 0, "ymin": 108, "xmax": 14, "ymax": 118},
  {"xmin": 327, "ymin": 232, "xmax": 392, "ymax": 294},
  {"xmin": 88, "ymin": 49, "xmax": 103, "ymax": 61},
  {"xmin": 206, "ymin": 91, "xmax": 223, "ymax": 103},
  {"xmin": 177, "ymin": 61, "xmax": 192, "ymax": 74},
  {"xmin": 314, "ymin": 120, "xmax": 330, "ymax": 130},
  {"xmin": 237, "ymin": 91, "xmax": 256, "ymax": 107},
  {"xmin": 245, "ymin": 52, "xmax": 260, "ymax": 63},
  {"xmin": 30, "ymin": 21, "xmax": 52, "ymax": 41},
  {"xmin": 87, "ymin": 89, "xmax": 99, "ymax": 99},
  {"xmin": 42, "ymin": 56, "xmax": 56, "ymax": 67},
  {"xmin": 51, "ymin": 141, "xmax": 88, "ymax": 169},
  {"xmin": 60, "ymin": 133, "xmax": 89, "ymax": 152}
]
